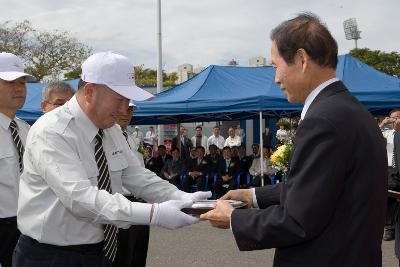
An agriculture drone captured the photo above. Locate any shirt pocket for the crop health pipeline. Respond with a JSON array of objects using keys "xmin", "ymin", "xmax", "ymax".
[
  {"xmin": 108, "ymin": 155, "xmax": 128, "ymax": 194},
  {"xmin": 0, "ymin": 148, "xmax": 17, "ymax": 178}
]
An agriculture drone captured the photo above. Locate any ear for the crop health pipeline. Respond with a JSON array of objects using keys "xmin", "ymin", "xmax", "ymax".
[
  {"xmin": 83, "ymin": 83, "xmax": 95, "ymax": 103},
  {"xmin": 296, "ymin": 48, "xmax": 309, "ymax": 73},
  {"xmin": 41, "ymin": 101, "xmax": 47, "ymax": 113}
]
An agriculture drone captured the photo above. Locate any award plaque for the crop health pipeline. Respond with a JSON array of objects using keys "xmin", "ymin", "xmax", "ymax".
[{"xmin": 181, "ymin": 200, "xmax": 246, "ymax": 216}]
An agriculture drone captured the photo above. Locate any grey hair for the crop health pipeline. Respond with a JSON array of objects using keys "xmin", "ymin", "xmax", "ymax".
[{"xmin": 42, "ymin": 81, "xmax": 75, "ymax": 102}]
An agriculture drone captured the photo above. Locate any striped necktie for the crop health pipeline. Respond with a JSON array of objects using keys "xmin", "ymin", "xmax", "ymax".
[
  {"xmin": 94, "ymin": 130, "xmax": 118, "ymax": 262},
  {"xmin": 122, "ymin": 129, "xmax": 131, "ymax": 149},
  {"xmin": 9, "ymin": 120, "xmax": 24, "ymax": 173}
]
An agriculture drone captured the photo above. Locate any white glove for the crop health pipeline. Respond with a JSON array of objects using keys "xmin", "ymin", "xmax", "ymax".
[
  {"xmin": 150, "ymin": 200, "xmax": 199, "ymax": 229},
  {"xmin": 181, "ymin": 191, "xmax": 212, "ymax": 202}
]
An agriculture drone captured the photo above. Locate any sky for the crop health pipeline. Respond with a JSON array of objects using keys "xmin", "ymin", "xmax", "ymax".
[{"xmin": 1, "ymin": 0, "xmax": 399, "ymax": 72}]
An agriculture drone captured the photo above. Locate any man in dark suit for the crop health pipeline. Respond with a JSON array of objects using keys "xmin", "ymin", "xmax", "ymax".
[
  {"xmin": 155, "ymin": 145, "xmax": 172, "ymax": 176},
  {"xmin": 183, "ymin": 146, "xmax": 210, "ymax": 192},
  {"xmin": 202, "ymin": 13, "xmax": 387, "ymax": 267},
  {"xmin": 214, "ymin": 146, "xmax": 240, "ymax": 198},
  {"xmin": 172, "ymin": 126, "xmax": 193, "ymax": 160}
]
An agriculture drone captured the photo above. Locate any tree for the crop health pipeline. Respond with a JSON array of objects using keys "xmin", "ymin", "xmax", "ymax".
[
  {"xmin": 134, "ymin": 65, "xmax": 178, "ymax": 88},
  {"xmin": 350, "ymin": 48, "xmax": 400, "ymax": 77},
  {"xmin": 0, "ymin": 20, "xmax": 92, "ymax": 81}
]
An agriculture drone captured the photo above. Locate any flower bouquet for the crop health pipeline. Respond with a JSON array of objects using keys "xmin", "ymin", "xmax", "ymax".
[{"xmin": 270, "ymin": 140, "xmax": 293, "ymax": 172}]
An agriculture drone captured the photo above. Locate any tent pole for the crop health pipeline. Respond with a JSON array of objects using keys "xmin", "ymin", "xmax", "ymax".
[{"xmin": 260, "ymin": 111, "xmax": 264, "ymax": 187}]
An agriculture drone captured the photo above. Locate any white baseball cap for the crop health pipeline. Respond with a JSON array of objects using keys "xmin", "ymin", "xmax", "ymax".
[
  {"xmin": 81, "ymin": 51, "xmax": 153, "ymax": 101},
  {"xmin": 0, "ymin": 52, "xmax": 36, "ymax": 81}
]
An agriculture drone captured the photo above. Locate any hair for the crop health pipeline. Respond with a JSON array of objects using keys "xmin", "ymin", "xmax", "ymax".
[
  {"xmin": 389, "ymin": 108, "xmax": 400, "ymax": 116},
  {"xmin": 208, "ymin": 144, "xmax": 217, "ymax": 150},
  {"xmin": 270, "ymin": 12, "xmax": 338, "ymax": 68},
  {"xmin": 213, "ymin": 126, "xmax": 220, "ymax": 130},
  {"xmin": 252, "ymin": 143, "xmax": 260, "ymax": 148},
  {"xmin": 195, "ymin": 126, "xmax": 202, "ymax": 130},
  {"xmin": 158, "ymin": 145, "xmax": 166, "ymax": 150},
  {"xmin": 196, "ymin": 146, "xmax": 205, "ymax": 153},
  {"xmin": 42, "ymin": 81, "xmax": 75, "ymax": 102},
  {"xmin": 222, "ymin": 146, "xmax": 231, "ymax": 152},
  {"xmin": 239, "ymin": 144, "xmax": 246, "ymax": 150}
]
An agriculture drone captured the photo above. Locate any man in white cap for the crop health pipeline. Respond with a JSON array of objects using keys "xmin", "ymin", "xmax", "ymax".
[
  {"xmin": 0, "ymin": 52, "xmax": 35, "ymax": 267},
  {"xmin": 14, "ymin": 51, "xmax": 211, "ymax": 267}
]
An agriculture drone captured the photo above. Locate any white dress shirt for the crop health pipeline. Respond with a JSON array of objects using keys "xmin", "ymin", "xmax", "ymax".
[
  {"xmin": 300, "ymin": 77, "xmax": 339, "ymax": 120},
  {"xmin": 17, "ymin": 96, "xmax": 186, "ymax": 246},
  {"xmin": 208, "ymin": 135, "xmax": 225, "ymax": 150},
  {"xmin": 144, "ymin": 130, "xmax": 157, "ymax": 146},
  {"xmin": 382, "ymin": 129, "xmax": 396, "ymax": 167},
  {"xmin": 224, "ymin": 135, "xmax": 241, "ymax": 148},
  {"xmin": 0, "ymin": 113, "xmax": 30, "ymax": 218}
]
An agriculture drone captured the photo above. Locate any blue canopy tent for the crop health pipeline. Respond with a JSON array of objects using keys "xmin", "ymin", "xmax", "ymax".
[
  {"xmin": 18, "ymin": 54, "xmax": 400, "ymax": 124},
  {"xmin": 17, "ymin": 79, "xmax": 79, "ymax": 123},
  {"xmin": 132, "ymin": 54, "xmax": 400, "ymax": 124}
]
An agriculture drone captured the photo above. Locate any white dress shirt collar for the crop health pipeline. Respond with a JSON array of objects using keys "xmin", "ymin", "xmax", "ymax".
[
  {"xmin": 0, "ymin": 112, "xmax": 12, "ymax": 130},
  {"xmin": 67, "ymin": 95, "xmax": 99, "ymax": 143},
  {"xmin": 300, "ymin": 77, "xmax": 339, "ymax": 120}
]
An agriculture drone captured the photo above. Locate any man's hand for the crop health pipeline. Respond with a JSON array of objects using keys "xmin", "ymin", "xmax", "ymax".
[
  {"xmin": 200, "ymin": 200, "xmax": 234, "ymax": 229},
  {"xmin": 221, "ymin": 189, "xmax": 253, "ymax": 208},
  {"xmin": 150, "ymin": 200, "xmax": 199, "ymax": 229}
]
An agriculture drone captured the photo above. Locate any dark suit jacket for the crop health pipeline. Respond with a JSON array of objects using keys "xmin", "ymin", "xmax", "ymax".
[
  {"xmin": 238, "ymin": 156, "xmax": 253, "ymax": 172},
  {"xmin": 231, "ymin": 81, "xmax": 387, "ymax": 266},
  {"xmin": 155, "ymin": 154, "xmax": 172, "ymax": 174},
  {"xmin": 144, "ymin": 157, "xmax": 158, "ymax": 173},
  {"xmin": 172, "ymin": 135, "xmax": 193, "ymax": 160},
  {"xmin": 205, "ymin": 154, "xmax": 222, "ymax": 173},
  {"xmin": 217, "ymin": 158, "xmax": 239, "ymax": 178},
  {"xmin": 187, "ymin": 157, "xmax": 211, "ymax": 175}
]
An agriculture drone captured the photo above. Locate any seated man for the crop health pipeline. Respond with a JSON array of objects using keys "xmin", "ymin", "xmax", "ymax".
[
  {"xmin": 155, "ymin": 145, "xmax": 172, "ymax": 175},
  {"xmin": 163, "ymin": 147, "xmax": 186, "ymax": 187},
  {"xmin": 183, "ymin": 146, "xmax": 210, "ymax": 192},
  {"xmin": 214, "ymin": 146, "xmax": 239, "ymax": 198},
  {"xmin": 249, "ymin": 146, "xmax": 276, "ymax": 187},
  {"xmin": 144, "ymin": 146, "xmax": 158, "ymax": 173},
  {"xmin": 205, "ymin": 144, "xmax": 221, "ymax": 175}
]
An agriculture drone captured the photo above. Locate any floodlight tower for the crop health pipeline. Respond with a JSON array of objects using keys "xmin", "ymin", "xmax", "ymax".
[{"xmin": 343, "ymin": 18, "xmax": 362, "ymax": 49}]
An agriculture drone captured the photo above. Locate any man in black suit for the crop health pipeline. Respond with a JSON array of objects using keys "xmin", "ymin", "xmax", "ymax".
[
  {"xmin": 183, "ymin": 146, "xmax": 210, "ymax": 192},
  {"xmin": 214, "ymin": 146, "xmax": 239, "ymax": 198},
  {"xmin": 172, "ymin": 126, "xmax": 193, "ymax": 160},
  {"xmin": 202, "ymin": 13, "xmax": 387, "ymax": 267},
  {"xmin": 155, "ymin": 145, "xmax": 172, "ymax": 176}
]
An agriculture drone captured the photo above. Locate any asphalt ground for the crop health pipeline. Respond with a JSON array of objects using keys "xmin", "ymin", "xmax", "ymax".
[{"xmin": 146, "ymin": 221, "xmax": 398, "ymax": 267}]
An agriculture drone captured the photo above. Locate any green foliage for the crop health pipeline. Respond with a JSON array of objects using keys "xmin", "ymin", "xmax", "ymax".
[
  {"xmin": 0, "ymin": 20, "xmax": 92, "ymax": 81},
  {"xmin": 277, "ymin": 118, "xmax": 291, "ymax": 130},
  {"xmin": 134, "ymin": 65, "xmax": 178, "ymax": 88},
  {"xmin": 350, "ymin": 48, "xmax": 400, "ymax": 77}
]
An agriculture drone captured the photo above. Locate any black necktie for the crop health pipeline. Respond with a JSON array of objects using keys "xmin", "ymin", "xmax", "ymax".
[
  {"xmin": 9, "ymin": 120, "xmax": 24, "ymax": 173},
  {"xmin": 94, "ymin": 130, "xmax": 118, "ymax": 262}
]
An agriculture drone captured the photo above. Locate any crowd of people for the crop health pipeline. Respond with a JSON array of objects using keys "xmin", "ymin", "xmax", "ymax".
[{"xmin": 137, "ymin": 125, "xmax": 279, "ymax": 199}]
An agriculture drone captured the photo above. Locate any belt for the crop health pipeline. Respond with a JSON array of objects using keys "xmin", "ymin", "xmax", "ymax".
[
  {"xmin": 0, "ymin": 216, "xmax": 17, "ymax": 224},
  {"xmin": 20, "ymin": 234, "xmax": 103, "ymax": 253}
]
